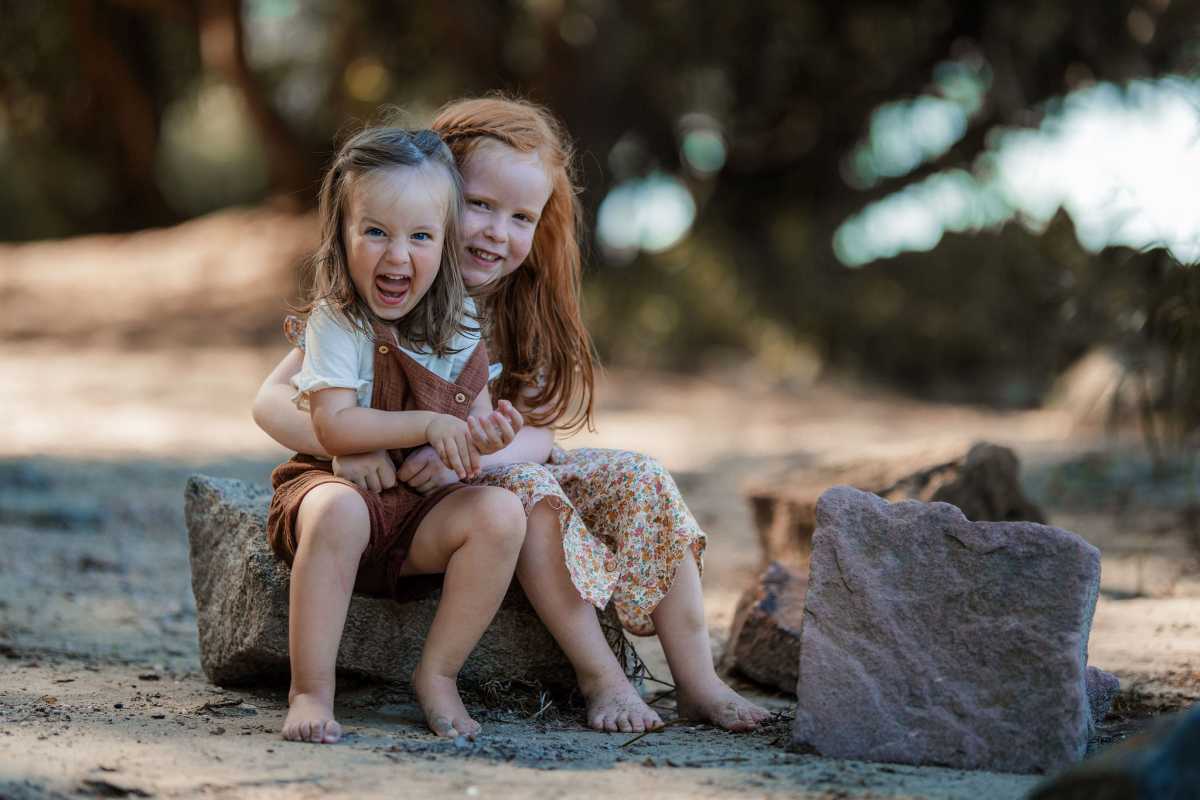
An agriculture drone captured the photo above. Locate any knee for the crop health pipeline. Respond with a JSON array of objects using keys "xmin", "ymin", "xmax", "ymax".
[
  {"xmin": 464, "ymin": 487, "xmax": 526, "ymax": 553},
  {"xmin": 296, "ymin": 484, "xmax": 371, "ymax": 556},
  {"xmin": 494, "ymin": 462, "xmax": 556, "ymax": 487},
  {"xmin": 617, "ymin": 450, "xmax": 670, "ymax": 484}
]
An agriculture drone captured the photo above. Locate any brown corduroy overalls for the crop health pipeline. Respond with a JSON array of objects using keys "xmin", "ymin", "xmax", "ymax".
[{"xmin": 266, "ymin": 330, "xmax": 490, "ymax": 600}]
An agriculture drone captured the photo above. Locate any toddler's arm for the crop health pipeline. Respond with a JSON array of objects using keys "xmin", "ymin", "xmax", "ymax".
[{"xmin": 310, "ymin": 388, "xmax": 477, "ymax": 480}]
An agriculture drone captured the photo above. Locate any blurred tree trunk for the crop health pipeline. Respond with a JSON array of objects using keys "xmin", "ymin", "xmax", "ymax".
[
  {"xmin": 197, "ymin": 0, "xmax": 311, "ymax": 205},
  {"xmin": 70, "ymin": 0, "xmax": 174, "ymax": 227}
]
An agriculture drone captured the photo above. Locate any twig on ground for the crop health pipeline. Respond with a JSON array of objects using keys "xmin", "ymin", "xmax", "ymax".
[
  {"xmin": 530, "ymin": 691, "xmax": 554, "ymax": 720},
  {"xmin": 619, "ymin": 717, "xmax": 692, "ymax": 748}
]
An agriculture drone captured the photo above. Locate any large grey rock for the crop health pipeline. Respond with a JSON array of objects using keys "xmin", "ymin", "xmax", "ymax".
[
  {"xmin": 721, "ymin": 562, "xmax": 807, "ymax": 694},
  {"xmin": 792, "ymin": 486, "xmax": 1101, "ymax": 775},
  {"xmin": 185, "ymin": 474, "xmax": 633, "ymax": 689},
  {"xmin": 725, "ymin": 561, "xmax": 1118, "ymax": 708},
  {"xmin": 747, "ymin": 442, "xmax": 1046, "ymax": 568}
]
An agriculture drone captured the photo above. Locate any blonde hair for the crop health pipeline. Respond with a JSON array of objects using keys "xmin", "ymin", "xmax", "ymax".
[
  {"xmin": 433, "ymin": 96, "xmax": 597, "ymax": 432},
  {"xmin": 302, "ymin": 126, "xmax": 468, "ymax": 354}
]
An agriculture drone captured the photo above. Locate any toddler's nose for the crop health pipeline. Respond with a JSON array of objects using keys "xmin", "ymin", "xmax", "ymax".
[{"xmin": 386, "ymin": 241, "xmax": 411, "ymax": 264}]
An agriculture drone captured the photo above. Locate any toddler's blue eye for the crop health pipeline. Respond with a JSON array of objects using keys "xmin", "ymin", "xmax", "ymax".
[
  {"xmin": 469, "ymin": 199, "xmax": 490, "ymax": 210},
  {"xmin": 365, "ymin": 227, "xmax": 385, "ymax": 237},
  {"xmin": 412, "ymin": 232, "xmax": 432, "ymax": 241}
]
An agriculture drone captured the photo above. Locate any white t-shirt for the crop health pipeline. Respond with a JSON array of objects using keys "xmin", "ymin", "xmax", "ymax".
[{"xmin": 291, "ymin": 297, "xmax": 501, "ymax": 411}]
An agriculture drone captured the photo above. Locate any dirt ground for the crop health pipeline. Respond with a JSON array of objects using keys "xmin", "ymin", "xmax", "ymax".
[{"xmin": 1, "ymin": 219, "xmax": 1198, "ymax": 799}]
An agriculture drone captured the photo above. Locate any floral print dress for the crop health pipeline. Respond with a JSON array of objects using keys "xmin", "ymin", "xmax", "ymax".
[{"xmin": 473, "ymin": 446, "xmax": 706, "ymax": 636}]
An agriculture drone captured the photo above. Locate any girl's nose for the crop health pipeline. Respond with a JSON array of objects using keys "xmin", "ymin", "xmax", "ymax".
[
  {"xmin": 386, "ymin": 241, "xmax": 410, "ymax": 263},
  {"xmin": 484, "ymin": 221, "xmax": 507, "ymax": 243}
]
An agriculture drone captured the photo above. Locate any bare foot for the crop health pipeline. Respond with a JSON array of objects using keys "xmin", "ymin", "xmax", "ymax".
[
  {"xmin": 677, "ymin": 679, "xmax": 770, "ymax": 732},
  {"xmin": 581, "ymin": 673, "xmax": 663, "ymax": 733},
  {"xmin": 282, "ymin": 692, "xmax": 342, "ymax": 743},
  {"xmin": 412, "ymin": 667, "xmax": 481, "ymax": 739}
]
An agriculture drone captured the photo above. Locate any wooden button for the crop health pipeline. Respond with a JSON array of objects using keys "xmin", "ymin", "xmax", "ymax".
[
  {"xmin": 378, "ymin": 345, "xmax": 389, "ymax": 354},
  {"xmin": 454, "ymin": 392, "xmax": 467, "ymax": 403}
]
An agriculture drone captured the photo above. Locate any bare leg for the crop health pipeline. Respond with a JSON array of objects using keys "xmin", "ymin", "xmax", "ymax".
[
  {"xmin": 515, "ymin": 500, "xmax": 662, "ymax": 733},
  {"xmin": 283, "ymin": 483, "xmax": 371, "ymax": 744},
  {"xmin": 398, "ymin": 486, "xmax": 526, "ymax": 738},
  {"xmin": 651, "ymin": 554, "xmax": 770, "ymax": 731}
]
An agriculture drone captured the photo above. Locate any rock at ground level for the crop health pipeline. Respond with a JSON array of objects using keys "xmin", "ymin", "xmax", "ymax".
[
  {"xmin": 723, "ymin": 561, "xmax": 1119, "ymax": 716},
  {"xmin": 792, "ymin": 486, "xmax": 1101, "ymax": 775},
  {"xmin": 1029, "ymin": 703, "xmax": 1200, "ymax": 799},
  {"xmin": 1087, "ymin": 666, "xmax": 1120, "ymax": 724},
  {"xmin": 185, "ymin": 474, "xmax": 634, "ymax": 690},
  {"xmin": 747, "ymin": 442, "xmax": 1046, "ymax": 567},
  {"xmin": 721, "ymin": 562, "xmax": 807, "ymax": 694}
]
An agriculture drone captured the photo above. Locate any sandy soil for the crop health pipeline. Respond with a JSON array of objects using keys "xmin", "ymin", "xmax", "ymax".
[{"xmin": 1, "ymin": 338, "xmax": 1198, "ymax": 799}]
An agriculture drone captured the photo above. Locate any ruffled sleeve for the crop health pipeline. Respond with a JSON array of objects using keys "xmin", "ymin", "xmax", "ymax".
[{"xmin": 290, "ymin": 305, "xmax": 372, "ymax": 411}]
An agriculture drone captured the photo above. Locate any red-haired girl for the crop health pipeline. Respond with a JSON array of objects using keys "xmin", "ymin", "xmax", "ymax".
[{"xmin": 255, "ymin": 97, "xmax": 769, "ymax": 734}]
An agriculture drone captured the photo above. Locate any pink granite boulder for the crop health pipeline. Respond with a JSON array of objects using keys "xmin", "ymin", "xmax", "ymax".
[{"xmin": 792, "ymin": 486, "xmax": 1101, "ymax": 775}]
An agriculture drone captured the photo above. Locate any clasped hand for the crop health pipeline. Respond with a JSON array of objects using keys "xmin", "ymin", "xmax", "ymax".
[
  {"xmin": 422, "ymin": 399, "xmax": 523, "ymax": 482},
  {"xmin": 330, "ymin": 400, "xmax": 523, "ymax": 495}
]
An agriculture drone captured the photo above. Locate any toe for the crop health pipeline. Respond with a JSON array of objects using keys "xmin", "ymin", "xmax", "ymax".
[
  {"xmin": 603, "ymin": 714, "xmax": 618, "ymax": 732},
  {"xmin": 324, "ymin": 721, "xmax": 342, "ymax": 743},
  {"xmin": 616, "ymin": 712, "xmax": 633, "ymax": 733}
]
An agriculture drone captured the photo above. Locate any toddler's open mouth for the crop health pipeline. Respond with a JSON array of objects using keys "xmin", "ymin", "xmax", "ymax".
[{"xmin": 376, "ymin": 273, "xmax": 410, "ymax": 306}]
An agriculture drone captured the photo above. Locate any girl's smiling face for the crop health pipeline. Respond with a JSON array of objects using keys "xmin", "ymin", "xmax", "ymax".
[
  {"xmin": 459, "ymin": 140, "xmax": 553, "ymax": 288},
  {"xmin": 343, "ymin": 165, "xmax": 451, "ymax": 321}
]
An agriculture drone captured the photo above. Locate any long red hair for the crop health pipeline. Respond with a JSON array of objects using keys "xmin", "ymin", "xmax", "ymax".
[{"xmin": 432, "ymin": 96, "xmax": 597, "ymax": 433}]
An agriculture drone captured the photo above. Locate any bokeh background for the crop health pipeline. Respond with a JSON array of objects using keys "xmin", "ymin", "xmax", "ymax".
[{"xmin": 2, "ymin": 0, "xmax": 1198, "ymax": 461}]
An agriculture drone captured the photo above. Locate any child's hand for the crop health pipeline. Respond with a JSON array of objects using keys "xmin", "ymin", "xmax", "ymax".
[
  {"xmin": 397, "ymin": 445, "xmax": 461, "ymax": 495},
  {"xmin": 467, "ymin": 399, "xmax": 525, "ymax": 455},
  {"xmin": 332, "ymin": 450, "xmax": 396, "ymax": 494},
  {"xmin": 425, "ymin": 414, "xmax": 480, "ymax": 480}
]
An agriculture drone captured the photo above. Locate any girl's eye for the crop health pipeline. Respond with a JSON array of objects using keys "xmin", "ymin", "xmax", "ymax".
[
  {"xmin": 469, "ymin": 198, "xmax": 491, "ymax": 210},
  {"xmin": 365, "ymin": 227, "xmax": 385, "ymax": 237},
  {"xmin": 412, "ymin": 232, "xmax": 432, "ymax": 241},
  {"xmin": 515, "ymin": 213, "xmax": 534, "ymax": 224}
]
